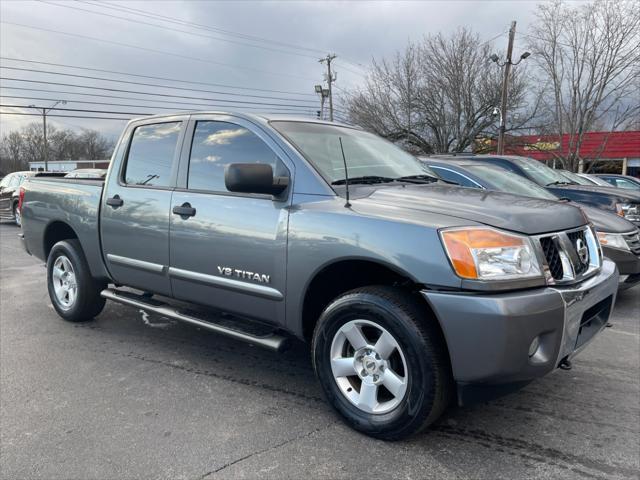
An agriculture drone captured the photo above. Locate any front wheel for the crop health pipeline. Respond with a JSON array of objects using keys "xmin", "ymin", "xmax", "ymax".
[
  {"xmin": 47, "ymin": 239, "xmax": 106, "ymax": 322},
  {"xmin": 312, "ymin": 286, "xmax": 452, "ymax": 440}
]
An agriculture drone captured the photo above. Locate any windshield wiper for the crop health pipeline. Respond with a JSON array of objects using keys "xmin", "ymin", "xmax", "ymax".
[
  {"xmin": 393, "ymin": 174, "xmax": 445, "ymax": 184},
  {"xmin": 331, "ymin": 175, "xmax": 395, "ymax": 185},
  {"xmin": 546, "ymin": 180, "xmax": 575, "ymax": 186}
]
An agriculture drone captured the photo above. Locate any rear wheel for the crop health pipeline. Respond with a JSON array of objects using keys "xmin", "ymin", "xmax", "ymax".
[
  {"xmin": 312, "ymin": 286, "xmax": 452, "ymax": 440},
  {"xmin": 47, "ymin": 239, "xmax": 106, "ymax": 322},
  {"xmin": 12, "ymin": 202, "xmax": 21, "ymax": 227}
]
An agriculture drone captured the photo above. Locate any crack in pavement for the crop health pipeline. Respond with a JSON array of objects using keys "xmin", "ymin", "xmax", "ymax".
[{"xmin": 199, "ymin": 421, "xmax": 339, "ymax": 479}]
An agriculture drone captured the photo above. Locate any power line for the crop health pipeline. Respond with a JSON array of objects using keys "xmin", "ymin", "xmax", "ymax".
[
  {"xmin": 0, "ymin": 104, "xmax": 319, "ymax": 119},
  {"xmin": 0, "ymin": 57, "xmax": 316, "ymax": 97},
  {"xmin": 0, "ymin": 86, "xmax": 346, "ymax": 114},
  {"xmin": 0, "ymin": 66, "xmax": 318, "ymax": 104},
  {"xmin": 0, "ymin": 77, "xmax": 322, "ymax": 109},
  {"xmin": 0, "ymin": 111, "xmax": 131, "ymax": 121},
  {"xmin": 38, "ymin": 0, "xmax": 321, "ymax": 61},
  {"xmin": 0, "ymin": 21, "xmax": 319, "ymax": 82},
  {"xmin": 0, "ymin": 95, "xmax": 319, "ymax": 116},
  {"xmin": 84, "ymin": 0, "xmax": 371, "ymax": 72},
  {"xmin": 0, "ymin": 86, "xmax": 309, "ymax": 111},
  {"xmin": 1, "ymin": 103, "xmax": 151, "ymax": 116},
  {"xmin": 80, "ymin": 0, "xmax": 328, "ymax": 56},
  {"xmin": 0, "ymin": 79, "xmax": 349, "ymax": 115},
  {"xmin": 480, "ymin": 30, "xmax": 508, "ymax": 47},
  {"xmin": 48, "ymin": 0, "xmax": 370, "ymax": 80}
]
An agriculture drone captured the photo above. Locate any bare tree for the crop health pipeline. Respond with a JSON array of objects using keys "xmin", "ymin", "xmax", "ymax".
[
  {"xmin": 346, "ymin": 28, "xmax": 535, "ymax": 154},
  {"xmin": 528, "ymin": 0, "xmax": 640, "ymax": 172},
  {"xmin": 0, "ymin": 131, "xmax": 26, "ymax": 173},
  {"xmin": 347, "ymin": 43, "xmax": 431, "ymax": 154},
  {"xmin": 79, "ymin": 129, "xmax": 113, "ymax": 160},
  {"xmin": 0, "ymin": 123, "xmax": 114, "ymax": 173}
]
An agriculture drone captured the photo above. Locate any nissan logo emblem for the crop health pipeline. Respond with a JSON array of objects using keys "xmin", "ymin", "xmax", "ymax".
[{"xmin": 575, "ymin": 238, "xmax": 589, "ymax": 265}]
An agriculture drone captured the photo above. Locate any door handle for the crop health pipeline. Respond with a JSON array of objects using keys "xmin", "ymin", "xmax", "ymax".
[
  {"xmin": 173, "ymin": 202, "xmax": 196, "ymax": 217},
  {"xmin": 106, "ymin": 195, "xmax": 123, "ymax": 207}
]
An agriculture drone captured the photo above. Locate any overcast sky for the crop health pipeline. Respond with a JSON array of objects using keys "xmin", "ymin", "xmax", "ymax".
[{"xmin": 1, "ymin": 0, "xmax": 546, "ymax": 140}]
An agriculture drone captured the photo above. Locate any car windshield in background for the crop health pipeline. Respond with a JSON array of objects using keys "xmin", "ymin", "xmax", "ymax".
[
  {"xmin": 466, "ymin": 165, "xmax": 558, "ymax": 200},
  {"xmin": 271, "ymin": 121, "xmax": 436, "ymax": 184},
  {"xmin": 587, "ymin": 175, "xmax": 615, "ymax": 187},
  {"xmin": 514, "ymin": 157, "xmax": 574, "ymax": 186},
  {"xmin": 559, "ymin": 170, "xmax": 592, "ymax": 185}
]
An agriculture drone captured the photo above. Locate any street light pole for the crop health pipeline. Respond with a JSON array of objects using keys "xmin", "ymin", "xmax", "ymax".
[{"xmin": 28, "ymin": 100, "xmax": 66, "ymax": 171}]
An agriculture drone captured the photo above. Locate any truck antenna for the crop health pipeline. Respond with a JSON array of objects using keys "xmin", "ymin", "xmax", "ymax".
[{"xmin": 338, "ymin": 137, "xmax": 351, "ymax": 208}]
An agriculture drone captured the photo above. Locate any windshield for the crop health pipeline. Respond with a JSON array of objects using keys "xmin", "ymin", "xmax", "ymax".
[
  {"xmin": 467, "ymin": 165, "xmax": 558, "ymax": 200},
  {"xmin": 514, "ymin": 157, "xmax": 574, "ymax": 186},
  {"xmin": 559, "ymin": 170, "xmax": 592, "ymax": 185},
  {"xmin": 271, "ymin": 121, "xmax": 436, "ymax": 184}
]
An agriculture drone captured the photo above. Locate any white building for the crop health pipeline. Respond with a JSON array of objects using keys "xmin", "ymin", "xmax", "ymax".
[{"xmin": 29, "ymin": 160, "xmax": 110, "ymax": 172}]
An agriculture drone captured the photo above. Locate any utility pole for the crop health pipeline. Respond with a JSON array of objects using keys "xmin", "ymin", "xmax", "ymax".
[
  {"xmin": 28, "ymin": 100, "xmax": 66, "ymax": 171},
  {"xmin": 320, "ymin": 54, "xmax": 337, "ymax": 121},
  {"xmin": 490, "ymin": 22, "xmax": 530, "ymax": 155},
  {"xmin": 497, "ymin": 21, "xmax": 516, "ymax": 155}
]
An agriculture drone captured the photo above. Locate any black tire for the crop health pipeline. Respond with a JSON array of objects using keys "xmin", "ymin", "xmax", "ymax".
[
  {"xmin": 12, "ymin": 201, "xmax": 21, "ymax": 227},
  {"xmin": 47, "ymin": 239, "xmax": 106, "ymax": 322},
  {"xmin": 312, "ymin": 286, "xmax": 452, "ymax": 440}
]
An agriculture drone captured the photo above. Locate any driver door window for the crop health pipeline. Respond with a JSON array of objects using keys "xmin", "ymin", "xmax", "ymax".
[{"xmin": 187, "ymin": 121, "xmax": 281, "ymax": 192}]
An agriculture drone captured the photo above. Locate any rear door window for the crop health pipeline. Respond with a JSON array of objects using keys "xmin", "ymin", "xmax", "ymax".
[{"xmin": 123, "ymin": 122, "xmax": 182, "ymax": 187}]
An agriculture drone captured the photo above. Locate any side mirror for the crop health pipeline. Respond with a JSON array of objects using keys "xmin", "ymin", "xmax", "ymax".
[{"xmin": 225, "ymin": 163, "xmax": 289, "ymax": 196}]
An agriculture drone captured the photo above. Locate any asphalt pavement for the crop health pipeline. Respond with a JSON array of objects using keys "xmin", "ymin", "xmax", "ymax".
[{"xmin": 1, "ymin": 222, "xmax": 638, "ymax": 480}]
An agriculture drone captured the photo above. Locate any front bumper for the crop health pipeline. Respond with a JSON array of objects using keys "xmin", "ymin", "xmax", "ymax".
[
  {"xmin": 602, "ymin": 247, "xmax": 640, "ymax": 290},
  {"xmin": 421, "ymin": 259, "xmax": 618, "ymax": 405}
]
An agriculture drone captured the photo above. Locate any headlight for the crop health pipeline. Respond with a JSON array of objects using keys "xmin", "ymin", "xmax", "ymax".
[
  {"xmin": 440, "ymin": 227, "xmax": 542, "ymax": 280},
  {"xmin": 616, "ymin": 203, "xmax": 640, "ymax": 222},
  {"xmin": 597, "ymin": 231, "xmax": 630, "ymax": 250}
]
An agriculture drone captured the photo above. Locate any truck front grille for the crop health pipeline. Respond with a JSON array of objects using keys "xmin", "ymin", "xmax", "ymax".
[
  {"xmin": 623, "ymin": 230, "xmax": 640, "ymax": 255},
  {"xmin": 567, "ymin": 230, "xmax": 589, "ymax": 275},
  {"xmin": 536, "ymin": 226, "xmax": 600, "ymax": 284},
  {"xmin": 540, "ymin": 237, "xmax": 563, "ymax": 280}
]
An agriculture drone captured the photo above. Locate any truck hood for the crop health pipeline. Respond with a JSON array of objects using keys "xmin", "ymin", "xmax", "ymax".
[{"xmin": 354, "ymin": 184, "xmax": 587, "ymax": 235}]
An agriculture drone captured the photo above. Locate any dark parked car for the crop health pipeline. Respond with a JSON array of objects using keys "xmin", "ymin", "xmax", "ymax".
[
  {"xmin": 595, "ymin": 174, "xmax": 640, "ymax": 191},
  {"xmin": 1, "ymin": 171, "xmax": 67, "ymax": 226},
  {"xmin": 0, "ymin": 171, "xmax": 36, "ymax": 226},
  {"xmin": 438, "ymin": 155, "xmax": 640, "ymax": 226},
  {"xmin": 424, "ymin": 159, "xmax": 640, "ymax": 290}
]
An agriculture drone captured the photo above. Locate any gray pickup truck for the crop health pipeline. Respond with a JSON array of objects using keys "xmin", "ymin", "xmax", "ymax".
[{"xmin": 20, "ymin": 113, "xmax": 618, "ymax": 440}]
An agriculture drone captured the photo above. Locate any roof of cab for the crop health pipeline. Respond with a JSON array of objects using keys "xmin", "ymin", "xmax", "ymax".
[{"xmin": 125, "ymin": 111, "xmax": 354, "ymax": 128}]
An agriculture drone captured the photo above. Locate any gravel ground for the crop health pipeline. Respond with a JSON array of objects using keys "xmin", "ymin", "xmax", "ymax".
[{"xmin": 1, "ymin": 222, "xmax": 638, "ymax": 480}]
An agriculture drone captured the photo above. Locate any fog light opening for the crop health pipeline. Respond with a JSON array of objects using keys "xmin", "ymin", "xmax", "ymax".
[{"xmin": 528, "ymin": 336, "xmax": 540, "ymax": 358}]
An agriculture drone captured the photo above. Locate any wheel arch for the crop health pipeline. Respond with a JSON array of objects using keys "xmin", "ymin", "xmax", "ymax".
[
  {"xmin": 43, "ymin": 221, "xmax": 80, "ymax": 260},
  {"xmin": 299, "ymin": 258, "xmax": 451, "ymax": 360}
]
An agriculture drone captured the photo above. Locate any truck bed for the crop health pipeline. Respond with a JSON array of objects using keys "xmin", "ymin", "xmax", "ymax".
[{"xmin": 21, "ymin": 177, "xmax": 109, "ymax": 281}]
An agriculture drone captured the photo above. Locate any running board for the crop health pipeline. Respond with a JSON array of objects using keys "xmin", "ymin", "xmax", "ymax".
[{"xmin": 100, "ymin": 288, "xmax": 288, "ymax": 352}]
